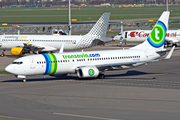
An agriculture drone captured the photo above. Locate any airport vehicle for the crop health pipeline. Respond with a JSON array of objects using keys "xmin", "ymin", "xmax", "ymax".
[
  {"xmin": 51, "ymin": 29, "xmax": 67, "ymax": 35},
  {"xmin": 113, "ymin": 29, "xmax": 180, "ymax": 47},
  {"xmin": 5, "ymin": 11, "xmax": 174, "ymax": 82},
  {"xmin": 0, "ymin": 13, "xmax": 111, "ymax": 57}
]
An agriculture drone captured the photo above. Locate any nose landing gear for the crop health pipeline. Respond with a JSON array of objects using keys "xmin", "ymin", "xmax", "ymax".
[{"xmin": 23, "ymin": 79, "xmax": 26, "ymax": 83}]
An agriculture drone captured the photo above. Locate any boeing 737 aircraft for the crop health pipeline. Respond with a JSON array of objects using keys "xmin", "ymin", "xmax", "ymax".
[
  {"xmin": 113, "ymin": 29, "xmax": 180, "ymax": 47},
  {"xmin": 5, "ymin": 11, "xmax": 174, "ymax": 82},
  {"xmin": 0, "ymin": 13, "xmax": 111, "ymax": 57}
]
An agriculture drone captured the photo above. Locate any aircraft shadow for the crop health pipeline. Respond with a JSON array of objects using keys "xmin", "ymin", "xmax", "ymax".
[
  {"xmin": 1, "ymin": 75, "xmax": 78, "ymax": 83},
  {"xmin": 1, "ymin": 70, "xmax": 158, "ymax": 83},
  {"xmin": 105, "ymin": 70, "xmax": 158, "ymax": 79}
]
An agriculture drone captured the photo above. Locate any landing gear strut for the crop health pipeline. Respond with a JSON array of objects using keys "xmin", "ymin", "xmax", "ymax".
[
  {"xmin": 1, "ymin": 50, "xmax": 5, "ymax": 57},
  {"xmin": 120, "ymin": 39, "xmax": 127, "ymax": 47}
]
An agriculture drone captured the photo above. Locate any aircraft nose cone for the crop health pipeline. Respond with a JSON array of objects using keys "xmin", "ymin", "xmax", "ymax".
[{"xmin": 5, "ymin": 65, "xmax": 13, "ymax": 74}]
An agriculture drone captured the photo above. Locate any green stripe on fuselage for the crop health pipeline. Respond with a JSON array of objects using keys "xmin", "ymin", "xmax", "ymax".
[{"xmin": 49, "ymin": 53, "xmax": 57, "ymax": 75}]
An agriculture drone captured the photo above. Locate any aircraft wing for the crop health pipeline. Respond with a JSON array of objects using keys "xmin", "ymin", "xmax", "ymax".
[
  {"xmin": 92, "ymin": 36, "xmax": 112, "ymax": 45},
  {"xmin": 95, "ymin": 60, "xmax": 158, "ymax": 70},
  {"xmin": 99, "ymin": 37, "xmax": 112, "ymax": 43},
  {"xmin": 166, "ymin": 37, "xmax": 179, "ymax": 43},
  {"xmin": 25, "ymin": 43, "xmax": 57, "ymax": 52},
  {"xmin": 96, "ymin": 46, "xmax": 175, "ymax": 70}
]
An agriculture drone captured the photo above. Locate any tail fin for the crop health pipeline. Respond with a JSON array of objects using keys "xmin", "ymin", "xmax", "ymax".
[
  {"xmin": 131, "ymin": 11, "xmax": 170, "ymax": 49},
  {"xmin": 86, "ymin": 13, "xmax": 110, "ymax": 37}
]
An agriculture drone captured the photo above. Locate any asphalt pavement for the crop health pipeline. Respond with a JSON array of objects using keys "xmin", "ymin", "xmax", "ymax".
[{"xmin": 0, "ymin": 42, "xmax": 180, "ymax": 120}]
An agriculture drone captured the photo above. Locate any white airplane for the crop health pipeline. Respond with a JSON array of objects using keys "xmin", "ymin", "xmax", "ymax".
[
  {"xmin": 0, "ymin": 13, "xmax": 112, "ymax": 57},
  {"xmin": 113, "ymin": 28, "xmax": 180, "ymax": 47},
  {"xmin": 5, "ymin": 11, "xmax": 174, "ymax": 82}
]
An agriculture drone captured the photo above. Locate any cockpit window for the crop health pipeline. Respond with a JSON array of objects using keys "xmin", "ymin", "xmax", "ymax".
[
  {"xmin": 118, "ymin": 33, "xmax": 122, "ymax": 35},
  {"xmin": 12, "ymin": 62, "xmax": 23, "ymax": 65}
]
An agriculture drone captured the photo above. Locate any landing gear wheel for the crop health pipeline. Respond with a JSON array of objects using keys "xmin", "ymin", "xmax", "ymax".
[
  {"xmin": 1, "ymin": 50, "xmax": 5, "ymax": 57},
  {"xmin": 97, "ymin": 74, "xmax": 105, "ymax": 79},
  {"xmin": 1, "ymin": 54, "xmax": 4, "ymax": 57},
  {"xmin": 164, "ymin": 44, "xmax": 168, "ymax": 48},
  {"xmin": 23, "ymin": 79, "xmax": 26, "ymax": 83},
  {"xmin": 164, "ymin": 42, "xmax": 168, "ymax": 48},
  {"xmin": 173, "ymin": 43, "xmax": 177, "ymax": 47}
]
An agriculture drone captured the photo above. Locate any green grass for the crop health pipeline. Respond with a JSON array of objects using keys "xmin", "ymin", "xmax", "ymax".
[
  {"xmin": 170, "ymin": 23, "xmax": 180, "ymax": 28},
  {"xmin": 0, "ymin": 6, "xmax": 180, "ymax": 22},
  {"xmin": 170, "ymin": 19, "xmax": 180, "ymax": 22},
  {"xmin": 0, "ymin": 71, "xmax": 10, "ymax": 74},
  {"xmin": 73, "ymin": 31, "xmax": 119, "ymax": 35},
  {"xmin": 0, "ymin": 6, "xmax": 179, "ymax": 28}
]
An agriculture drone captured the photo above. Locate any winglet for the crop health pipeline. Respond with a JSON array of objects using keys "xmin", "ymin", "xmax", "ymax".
[
  {"xmin": 26, "ymin": 42, "xmax": 30, "ymax": 45},
  {"xmin": 59, "ymin": 44, "xmax": 64, "ymax": 53},
  {"xmin": 165, "ymin": 46, "xmax": 175, "ymax": 60}
]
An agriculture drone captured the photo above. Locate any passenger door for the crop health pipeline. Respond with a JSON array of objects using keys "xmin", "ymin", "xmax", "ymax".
[{"xmin": 29, "ymin": 58, "xmax": 36, "ymax": 69}]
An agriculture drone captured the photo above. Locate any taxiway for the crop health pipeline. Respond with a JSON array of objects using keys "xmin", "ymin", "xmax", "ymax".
[{"xmin": 0, "ymin": 42, "xmax": 180, "ymax": 120}]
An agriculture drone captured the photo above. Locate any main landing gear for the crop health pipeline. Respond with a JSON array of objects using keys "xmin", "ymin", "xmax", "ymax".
[
  {"xmin": 1, "ymin": 50, "xmax": 5, "ymax": 57},
  {"xmin": 97, "ymin": 73, "xmax": 105, "ymax": 79},
  {"xmin": 120, "ymin": 40, "xmax": 127, "ymax": 47},
  {"xmin": 164, "ymin": 42, "xmax": 177, "ymax": 47},
  {"xmin": 172, "ymin": 43, "xmax": 177, "ymax": 47}
]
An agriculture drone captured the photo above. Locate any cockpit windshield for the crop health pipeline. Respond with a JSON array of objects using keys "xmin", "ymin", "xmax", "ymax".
[
  {"xmin": 12, "ymin": 62, "xmax": 23, "ymax": 65},
  {"xmin": 118, "ymin": 33, "xmax": 122, "ymax": 35}
]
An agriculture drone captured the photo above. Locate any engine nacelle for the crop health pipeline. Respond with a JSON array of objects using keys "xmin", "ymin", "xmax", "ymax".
[
  {"xmin": 11, "ymin": 47, "xmax": 24, "ymax": 56},
  {"xmin": 11, "ymin": 47, "xmax": 30, "ymax": 56},
  {"xmin": 77, "ymin": 66, "xmax": 99, "ymax": 78}
]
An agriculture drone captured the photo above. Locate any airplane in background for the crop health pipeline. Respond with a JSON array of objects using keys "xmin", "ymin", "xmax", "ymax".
[
  {"xmin": 113, "ymin": 29, "xmax": 180, "ymax": 47},
  {"xmin": 0, "ymin": 13, "xmax": 112, "ymax": 57},
  {"xmin": 5, "ymin": 11, "xmax": 175, "ymax": 82}
]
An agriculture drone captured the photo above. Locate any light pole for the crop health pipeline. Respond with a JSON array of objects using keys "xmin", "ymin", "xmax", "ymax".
[{"xmin": 68, "ymin": 0, "xmax": 72, "ymax": 35}]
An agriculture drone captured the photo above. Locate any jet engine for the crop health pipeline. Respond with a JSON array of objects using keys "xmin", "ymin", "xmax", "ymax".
[
  {"xmin": 11, "ymin": 47, "xmax": 30, "ymax": 56},
  {"xmin": 77, "ymin": 66, "xmax": 99, "ymax": 78}
]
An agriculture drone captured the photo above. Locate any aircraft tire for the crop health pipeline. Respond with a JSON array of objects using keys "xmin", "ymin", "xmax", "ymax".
[
  {"xmin": 1, "ymin": 50, "xmax": 5, "ymax": 57},
  {"xmin": 173, "ymin": 43, "xmax": 177, "ymax": 47},
  {"xmin": 97, "ymin": 74, "xmax": 105, "ymax": 79},
  {"xmin": 23, "ymin": 79, "xmax": 26, "ymax": 83}
]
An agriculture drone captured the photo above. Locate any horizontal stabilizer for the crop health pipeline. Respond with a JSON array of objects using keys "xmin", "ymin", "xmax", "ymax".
[
  {"xmin": 166, "ymin": 38, "xmax": 179, "ymax": 43},
  {"xmin": 165, "ymin": 46, "xmax": 175, "ymax": 60},
  {"xmin": 59, "ymin": 44, "xmax": 64, "ymax": 53}
]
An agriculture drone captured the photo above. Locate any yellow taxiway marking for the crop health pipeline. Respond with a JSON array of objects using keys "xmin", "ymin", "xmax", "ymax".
[{"xmin": 0, "ymin": 115, "xmax": 33, "ymax": 120}]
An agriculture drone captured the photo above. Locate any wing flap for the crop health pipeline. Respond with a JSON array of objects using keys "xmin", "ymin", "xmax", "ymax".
[
  {"xmin": 96, "ymin": 60, "xmax": 158, "ymax": 70},
  {"xmin": 27, "ymin": 43, "xmax": 57, "ymax": 51}
]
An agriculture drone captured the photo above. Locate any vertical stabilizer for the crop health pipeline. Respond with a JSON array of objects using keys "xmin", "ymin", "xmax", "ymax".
[
  {"xmin": 87, "ymin": 13, "xmax": 110, "ymax": 37},
  {"xmin": 131, "ymin": 11, "xmax": 170, "ymax": 49}
]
